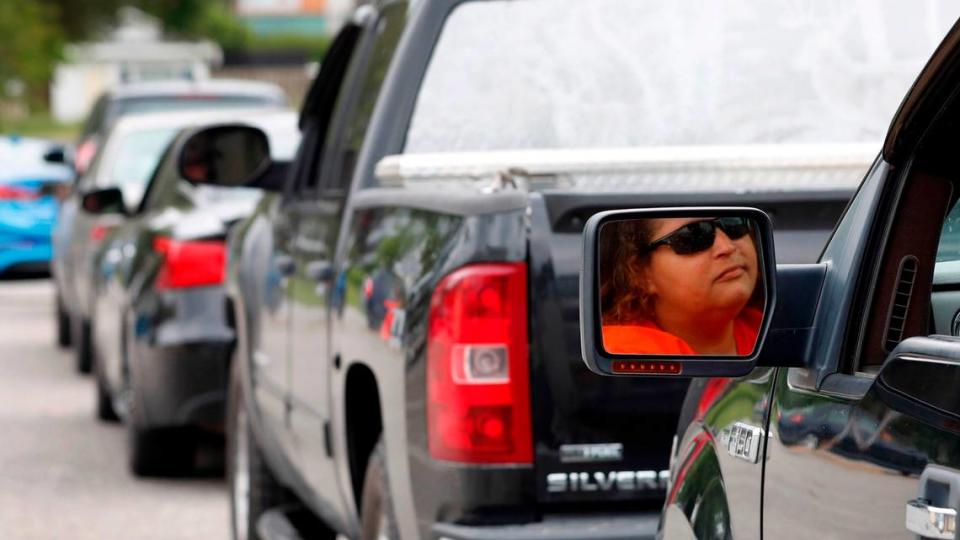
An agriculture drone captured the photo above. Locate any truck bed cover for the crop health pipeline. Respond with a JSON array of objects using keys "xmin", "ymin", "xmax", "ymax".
[{"xmin": 375, "ymin": 143, "xmax": 878, "ymax": 194}]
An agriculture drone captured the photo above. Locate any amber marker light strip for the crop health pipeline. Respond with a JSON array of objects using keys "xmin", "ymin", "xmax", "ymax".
[{"xmin": 611, "ymin": 360, "xmax": 683, "ymax": 375}]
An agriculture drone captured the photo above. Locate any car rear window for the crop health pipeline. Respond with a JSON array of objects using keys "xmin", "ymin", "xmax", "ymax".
[{"xmin": 404, "ymin": 0, "xmax": 960, "ymax": 153}]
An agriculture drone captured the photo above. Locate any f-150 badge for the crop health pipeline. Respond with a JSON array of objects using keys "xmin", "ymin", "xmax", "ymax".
[{"xmin": 720, "ymin": 422, "xmax": 763, "ymax": 463}]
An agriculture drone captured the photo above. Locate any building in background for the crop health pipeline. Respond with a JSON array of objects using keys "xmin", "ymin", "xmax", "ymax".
[
  {"xmin": 220, "ymin": 0, "xmax": 357, "ymax": 107},
  {"xmin": 237, "ymin": 0, "xmax": 356, "ymax": 38},
  {"xmin": 50, "ymin": 8, "xmax": 222, "ymax": 123}
]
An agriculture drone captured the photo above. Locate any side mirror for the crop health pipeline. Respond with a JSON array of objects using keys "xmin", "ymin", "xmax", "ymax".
[
  {"xmin": 43, "ymin": 145, "xmax": 72, "ymax": 166},
  {"xmin": 875, "ymin": 337, "xmax": 960, "ymax": 420},
  {"xmin": 580, "ymin": 207, "xmax": 777, "ymax": 378},
  {"xmin": 177, "ymin": 125, "xmax": 271, "ymax": 188},
  {"xmin": 80, "ymin": 187, "xmax": 126, "ymax": 215}
]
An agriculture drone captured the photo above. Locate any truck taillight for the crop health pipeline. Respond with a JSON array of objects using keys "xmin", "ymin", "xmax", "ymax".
[
  {"xmin": 427, "ymin": 263, "xmax": 532, "ymax": 464},
  {"xmin": 153, "ymin": 237, "xmax": 226, "ymax": 289}
]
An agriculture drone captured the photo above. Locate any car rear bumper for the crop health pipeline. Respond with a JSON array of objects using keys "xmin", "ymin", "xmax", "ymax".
[
  {"xmin": 131, "ymin": 341, "xmax": 231, "ymax": 430},
  {"xmin": 0, "ymin": 242, "xmax": 51, "ymax": 274},
  {"xmin": 431, "ymin": 513, "xmax": 659, "ymax": 540}
]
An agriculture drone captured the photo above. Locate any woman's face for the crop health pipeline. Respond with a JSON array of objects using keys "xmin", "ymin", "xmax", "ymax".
[{"xmin": 643, "ymin": 217, "xmax": 759, "ymax": 324}]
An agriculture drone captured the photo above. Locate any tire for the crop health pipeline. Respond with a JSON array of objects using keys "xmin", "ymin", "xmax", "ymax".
[
  {"xmin": 127, "ymin": 352, "xmax": 196, "ymax": 477},
  {"xmin": 74, "ymin": 317, "xmax": 93, "ymax": 374},
  {"xmin": 55, "ymin": 292, "xmax": 72, "ymax": 348},
  {"xmin": 128, "ymin": 423, "xmax": 196, "ymax": 477},
  {"xmin": 93, "ymin": 353, "xmax": 119, "ymax": 422},
  {"xmin": 360, "ymin": 438, "xmax": 399, "ymax": 540},
  {"xmin": 227, "ymin": 360, "xmax": 288, "ymax": 540}
]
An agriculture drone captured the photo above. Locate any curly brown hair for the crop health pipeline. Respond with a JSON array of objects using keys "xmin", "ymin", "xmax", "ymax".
[
  {"xmin": 599, "ymin": 219, "xmax": 657, "ymax": 325},
  {"xmin": 598, "ymin": 218, "xmax": 765, "ymax": 326}
]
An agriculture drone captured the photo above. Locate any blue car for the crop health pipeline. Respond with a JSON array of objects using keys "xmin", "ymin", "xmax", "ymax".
[{"xmin": 0, "ymin": 138, "xmax": 72, "ymax": 274}]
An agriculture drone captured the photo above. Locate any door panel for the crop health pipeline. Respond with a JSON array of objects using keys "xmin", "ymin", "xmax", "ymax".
[
  {"xmin": 665, "ymin": 369, "xmax": 775, "ymax": 540},
  {"xmin": 251, "ymin": 201, "xmax": 296, "ymax": 444},
  {"xmin": 764, "ymin": 360, "xmax": 960, "ymax": 539},
  {"xmin": 288, "ymin": 196, "xmax": 347, "ymax": 516}
]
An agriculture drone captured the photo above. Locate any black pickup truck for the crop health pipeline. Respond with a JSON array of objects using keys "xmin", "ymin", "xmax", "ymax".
[{"xmin": 173, "ymin": 1, "xmax": 923, "ymax": 539}]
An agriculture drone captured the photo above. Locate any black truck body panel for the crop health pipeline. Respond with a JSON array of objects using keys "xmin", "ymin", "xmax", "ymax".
[{"xmin": 224, "ymin": 1, "xmax": 870, "ymax": 538}]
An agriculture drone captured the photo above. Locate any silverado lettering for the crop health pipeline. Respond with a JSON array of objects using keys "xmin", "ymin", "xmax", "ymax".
[{"xmin": 547, "ymin": 470, "xmax": 670, "ymax": 493}]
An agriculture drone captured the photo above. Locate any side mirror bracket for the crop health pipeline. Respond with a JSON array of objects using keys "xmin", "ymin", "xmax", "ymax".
[
  {"xmin": 756, "ymin": 263, "xmax": 828, "ymax": 369},
  {"xmin": 80, "ymin": 187, "xmax": 127, "ymax": 216}
]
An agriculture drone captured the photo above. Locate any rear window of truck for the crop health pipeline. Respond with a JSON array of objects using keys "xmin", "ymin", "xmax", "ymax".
[{"xmin": 404, "ymin": 0, "xmax": 960, "ymax": 154}]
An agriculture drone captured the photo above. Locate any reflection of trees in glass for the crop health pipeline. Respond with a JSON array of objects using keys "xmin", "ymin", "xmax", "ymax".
[
  {"xmin": 937, "ymin": 201, "xmax": 960, "ymax": 262},
  {"xmin": 419, "ymin": 213, "xmax": 458, "ymax": 272},
  {"xmin": 344, "ymin": 4, "xmax": 408, "ymax": 153}
]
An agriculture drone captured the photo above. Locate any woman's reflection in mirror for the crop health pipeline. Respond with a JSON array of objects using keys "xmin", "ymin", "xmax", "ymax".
[{"xmin": 600, "ymin": 217, "xmax": 763, "ymax": 356}]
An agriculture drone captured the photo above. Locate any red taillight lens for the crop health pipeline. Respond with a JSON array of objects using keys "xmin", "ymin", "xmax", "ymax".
[
  {"xmin": 89, "ymin": 224, "xmax": 110, "ymax": 241},
  {"xmin": 427, "ymin": 263, "xmax": 532, "ymax": 464},
  {"xmin": 0, "ymin": 185, "xmax": 37, "ymax": 201},
  {"xmin": 153, "ymin": 237, "xmax": 226, "ymax": 289}
]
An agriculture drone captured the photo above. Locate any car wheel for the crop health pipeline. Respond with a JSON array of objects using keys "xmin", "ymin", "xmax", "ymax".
[
  {"xmin": 128, "ymin": 423, "xmax": 196, "ymax": 477},
  {"xmin": 360, "ymin": 438, "xmax": 399, "ymax": 540},
  {"xmin": 93, "ymin": 352, "xmax": 119, "ymax": 422},
  {"xmin": 227, "ymin": 360, "xmax": 290, "ymax": 540},
  {"xmin": 127, "ymin": 373, "xmax": 195, "ymax": 477},
  {"xmin": 74, "ymin": 317, "xmax": 93, "ymax": 374},
  {"xmin": 55, "ymin": 292, "xmax": 71, "ymax": 348}
]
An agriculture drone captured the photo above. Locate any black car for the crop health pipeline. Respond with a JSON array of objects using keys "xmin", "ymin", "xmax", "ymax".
[
  {"xmin": 54, "ymin": 79, "xmax": 288, "ymax": 366},
  {"xmin": 579, "ymin": 16, "xmax": 960, "ymax": 540},
  {"xmin": 73, "ymin": 79, "xmax": 287, "ymax": 175},
  {"xmin": 81, "ymin": 110, "xmax": 299, "ymax": 476}
]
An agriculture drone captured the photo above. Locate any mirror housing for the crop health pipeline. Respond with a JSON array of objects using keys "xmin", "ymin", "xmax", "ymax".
[
  {"xmin": 875, "ymin": 337, "xmax": 960, "ymax": 422},
  {"xmin": 43, "ymin": 145, "xmax": 72, "ymax": 166},
  {"xmin": 580, "ymin": 207, "xmax": 777, "ymax": 378},
  {"xmin": 80, "ymin": 187, "xmax": 126, "ymax": 215},
  {"xmin": 176, "ymin": 124, "xmax": 272, "ymax": 188}
]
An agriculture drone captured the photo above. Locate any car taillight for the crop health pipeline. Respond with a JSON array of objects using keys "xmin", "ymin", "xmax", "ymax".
[
  {"xmin": 0, "ymin": 185, "xmax": 37, "ymax": 201},
  {"xmin": 153, "ymin": 237, "xmax": 226, "ymax": 289},
  {"xmin": 89, "ymin": 224, "xmax": 110, "ymax": 241},
  {"xmin": 427, "ymin": 263, "xmax": 532, "ymax": 464}
]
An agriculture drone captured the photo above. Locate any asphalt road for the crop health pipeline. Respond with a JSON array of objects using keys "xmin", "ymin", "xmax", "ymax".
[{"xmin": 0, "ymin": 279, "xmax": 229, "ymax": 539}]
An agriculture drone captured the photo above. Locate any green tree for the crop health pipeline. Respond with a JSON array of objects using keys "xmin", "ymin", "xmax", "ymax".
[
  {"xmin": 0, "ymin": 1, "xmax": 63, "ymax": 123},
  {"xmin": 135, "ymin": 0, "xmax": 250, "ymax": 49},
  {"xmin": 47, "ymin": 0, "xmax": 127, "ymax": 41}
]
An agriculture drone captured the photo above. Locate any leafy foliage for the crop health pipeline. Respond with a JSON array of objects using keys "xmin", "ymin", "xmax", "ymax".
[{"xmin": 0, "ymin": 2, "xmax": 63, "ymax": 115}]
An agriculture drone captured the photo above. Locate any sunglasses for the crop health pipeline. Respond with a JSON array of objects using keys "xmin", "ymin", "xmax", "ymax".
[{"xmin": 644, "ymin": 217, "xmax": 752, "ymax": 255}]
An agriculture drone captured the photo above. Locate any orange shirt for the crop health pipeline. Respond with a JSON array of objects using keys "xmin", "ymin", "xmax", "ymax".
[{"xmin": 602, "ymin": 308, "xmax": 763, "ymax": 356}]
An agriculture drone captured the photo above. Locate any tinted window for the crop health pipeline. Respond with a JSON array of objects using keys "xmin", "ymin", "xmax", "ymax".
[
  {"xmin": 80, "ymin": 97, "xmax": 107, "ymax": 140},
  {"xmin": 937, "ymin": 202, "xmax": 960, "ymax": 263},
  {"xmin": 406, "ymin": 0, "xmax": 959, "ymax": 153},
  {"xmin": 322, "ymin": 3, "xmax": 407, "ymax": 191}
]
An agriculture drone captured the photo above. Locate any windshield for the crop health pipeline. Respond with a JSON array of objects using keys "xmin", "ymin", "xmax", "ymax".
[{"xmin": 405, "ymin": 0, "xmax": 960, "ymax": 154}]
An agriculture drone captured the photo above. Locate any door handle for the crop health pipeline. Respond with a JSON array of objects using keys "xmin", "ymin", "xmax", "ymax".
[
  {"xmin": 273, "ymin": 254, "xmax": 295, "ymax": 276},
  {"xmin": 906, "ymin": 498, "xmax": 957, "ymax": 539}
]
